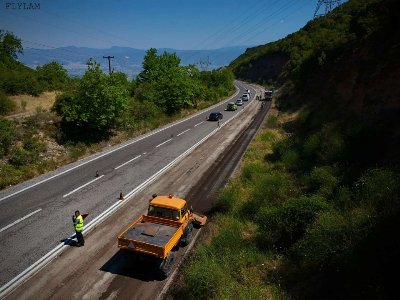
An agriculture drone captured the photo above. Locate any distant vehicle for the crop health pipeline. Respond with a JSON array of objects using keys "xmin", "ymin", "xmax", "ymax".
[
  {"xmin": 235, "ymin": 99, "xmax": 243, "ymax": 106},
  {"xmin": 264, "ymin": 89, "xmax": 273, "ymax": 101},
  {"xmin": 227, "ymin": 102, "xmax": 237, "ymax": 111},
  {"xmin": 246, "ymin": 89, "xmax": 251, "ymax": 94},
  {"xmin": 208, "ymin": 112, "xmax": 223, "ymax": 121},
  {"xmin": 242, "ymin": 94, "xmax": 250, "ymax": 101}
]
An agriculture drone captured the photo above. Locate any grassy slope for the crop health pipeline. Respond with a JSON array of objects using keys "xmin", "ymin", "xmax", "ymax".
[{"xmin": 173, "ymin": 0, "xmax": 400, "ymax": 299}]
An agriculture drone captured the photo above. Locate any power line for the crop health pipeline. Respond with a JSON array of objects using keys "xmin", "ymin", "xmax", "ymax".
[
  {"xmin": 209, "ymin": 0, "xmax": 303, "ymax": 66},
  {"xmin": 241, "ymin": 1, "xmax": 311, "ymax": 46},
  {"xmin": 184, "ymin": 0, "xmax": 297, "ymax": 67}
]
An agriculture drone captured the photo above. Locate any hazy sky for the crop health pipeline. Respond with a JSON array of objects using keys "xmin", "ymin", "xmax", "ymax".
[{"xmin": 1, "ymin": 0, "xmax": 318, "ymax": 50}]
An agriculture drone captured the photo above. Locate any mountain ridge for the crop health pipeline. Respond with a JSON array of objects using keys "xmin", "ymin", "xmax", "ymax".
[{"xmin": 18, "ymin": 45, "xmax": 248, "ymax": 78}]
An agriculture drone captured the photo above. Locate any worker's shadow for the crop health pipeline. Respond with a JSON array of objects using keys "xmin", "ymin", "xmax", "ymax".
[
  {"xmin": 60, "ymin": 236, "xmax": 79, "ymax": 247},
  {"xmin": 99, "ymin": 250, "xmax": 165, "ymax": 281}
]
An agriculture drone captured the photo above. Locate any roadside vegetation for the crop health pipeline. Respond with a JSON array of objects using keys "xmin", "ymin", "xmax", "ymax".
[
  {"xmin": 173, "ymin": 0, "xmax": 400, "ymax": 299},
  {"xmin": 0, "ymin": 30, "xmax": 235, "ymax": 189},
  {"xmin": 175, "ymin": 98, "xmax": 399, "ymax": 299}
]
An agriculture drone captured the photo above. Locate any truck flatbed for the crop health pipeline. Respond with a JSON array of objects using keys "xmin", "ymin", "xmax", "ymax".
[
  {"xmin": 122, "ymin": 221, "xmax": 178, "ymax": 247},
  {"xmin": 117, "ymin": 194, "xmax": 207, "ymax": 277}
]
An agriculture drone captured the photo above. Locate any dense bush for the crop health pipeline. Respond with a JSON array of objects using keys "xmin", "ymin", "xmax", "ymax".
[
  {"xmin": 256, "ymin": 195, "xmax": 329, "ymax": 250},
  {"xmin": 0, "ymin": 117, "xmax": 15, "ymax": 156},
  {"xmin": 356, "ymin": 169, "xmax": 400, "ymax": 216},
  {"xmin": 0, "ymin": 90, "xmax": 16, "ymax": 115}
]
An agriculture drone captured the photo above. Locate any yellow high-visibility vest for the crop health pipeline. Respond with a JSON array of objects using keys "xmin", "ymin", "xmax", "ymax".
[{"xmin": 74, "ymin": 215, "xmax": 84, "ymax": 232}]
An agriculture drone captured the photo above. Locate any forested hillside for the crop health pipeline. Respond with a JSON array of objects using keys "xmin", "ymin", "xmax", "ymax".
[{"xmin": 174, "ymin": 0, "xmax": 400, "ymax": 299}]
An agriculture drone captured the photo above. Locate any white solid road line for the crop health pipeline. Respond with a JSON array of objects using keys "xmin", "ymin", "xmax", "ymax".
[
  {"xmin": 155, "ymin": 138, "xmax": 172, "ymax": 148},
  {"xmin": 114, "ymin": 155, "xmax": 142, "ymax": 170},
  {"xmin": 62, "ymin": 175, "xmax": 104, "ymax": 198},
  {"xmin": 194, "ymin": 121, "xmax": 204, "ymax": 127},
  {"xmin": 0, "ymin": 209, "xmax": 42, "ymax": 234},
  {"xmin": 0, "ymin": 85, "xmax": 254, "ymax": 299},
  {"xmin": 177, "ymin": 129, "xmax": 191, "ymax": 137},
  {"xmin": 0, "ymin": 85, "xmax": 241, "ymax": 203}
]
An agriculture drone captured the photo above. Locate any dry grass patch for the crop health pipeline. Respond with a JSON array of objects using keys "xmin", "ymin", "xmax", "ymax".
[{"xmin": 9, "ymin": 91, "xmax": 58, "ymax": 115}]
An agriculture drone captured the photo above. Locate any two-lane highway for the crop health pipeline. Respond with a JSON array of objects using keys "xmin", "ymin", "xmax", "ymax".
[{"xmin": 0, "ymin": 81, "xmax": 258, "ymax": 289}]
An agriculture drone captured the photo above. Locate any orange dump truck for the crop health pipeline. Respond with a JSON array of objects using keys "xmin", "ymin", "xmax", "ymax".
[{"xmin": 117, "ymin": 194, "xmax": 207, "ymax": 277}]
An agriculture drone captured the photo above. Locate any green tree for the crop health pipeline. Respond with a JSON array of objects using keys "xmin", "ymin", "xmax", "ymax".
[
  {"xmin": 53, "ymin": 59, "xmax": 129, "ymax": 131},
  {"xmin": 136, "ymin": 49, "xmax": 207, "ymax": 114},
  {"xmin": 137, "ymin": 48, "xmax": 159, "ymax": 83},
  {"xmin": 36, "ymin": 62, "xmax": 69, "ymax": 90},
  {"xmin": 0, "ymin": 30, "xmax": 22, "ymax": 60}
]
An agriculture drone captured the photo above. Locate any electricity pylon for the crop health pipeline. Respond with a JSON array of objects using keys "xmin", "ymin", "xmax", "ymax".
[{"xmin": 314, "ymin": 0, "xmax": 342, "ymax": 18}]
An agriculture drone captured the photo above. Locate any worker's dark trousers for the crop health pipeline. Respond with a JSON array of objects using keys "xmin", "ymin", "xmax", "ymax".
[{"xmin": 76, "ymin": 231, "xmax": 84, "ymax": 245}]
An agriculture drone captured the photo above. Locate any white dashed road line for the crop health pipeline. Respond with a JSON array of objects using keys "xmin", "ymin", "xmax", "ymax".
[
  {"xmin": 156, "ymin": 138, "xmax": 173, "ymax": 148},
  {"xmin": 114, "ymin": 155, "xmax": 142, "ymax": 170},
  {"xmin": 0, "ymin": 209, "xmax": 42, "ymax": 233},
  {"xmin": 177, "ymin": 129, "xmax": 191, "ymax": 136},
  {"xmin": 62, "ymin": 175, "xmax": 104, "ymax": 198},
  {"xmin": 194, "ymin": 121, "xmax": 204, "ymax": 127}
]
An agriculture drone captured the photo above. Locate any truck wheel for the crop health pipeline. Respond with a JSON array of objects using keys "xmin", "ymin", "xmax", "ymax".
[
  {"xmin": 159, "ymin": 252, "xmax": 175, "ymax": 278},
  {"xmin": 181, "ymin": 222, "xmax": 193, "ymax": 246}
]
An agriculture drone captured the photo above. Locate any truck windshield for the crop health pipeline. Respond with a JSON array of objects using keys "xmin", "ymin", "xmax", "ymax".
[{"xmin": 148, "ymin": 205, "xmax": 180, "ymax": 220}]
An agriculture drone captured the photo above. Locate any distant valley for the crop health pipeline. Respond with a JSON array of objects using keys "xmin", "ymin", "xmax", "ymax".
[{"xmin": 18, "ymin": 46, "xmax": 248, "ymax": 78}]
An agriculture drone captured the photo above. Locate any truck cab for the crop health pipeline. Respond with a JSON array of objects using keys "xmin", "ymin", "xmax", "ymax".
[{"xmin": 147, "ymin": 195, "xmax": 190, "ymax": 223}]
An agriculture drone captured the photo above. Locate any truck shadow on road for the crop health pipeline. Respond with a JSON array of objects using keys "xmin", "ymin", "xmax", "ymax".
[{"xmin": 99, "ymin": 250, "xmax": 165, "ymax": 282}]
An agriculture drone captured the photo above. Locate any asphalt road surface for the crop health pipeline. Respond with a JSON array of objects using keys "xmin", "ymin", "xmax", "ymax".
[
  {"xmin": 4, "ymin": 82, "xmax": 270, "ymax": 300},
  {"xmin": 0, "ymin": 81, "xmax": 257, "ymax": 290}
]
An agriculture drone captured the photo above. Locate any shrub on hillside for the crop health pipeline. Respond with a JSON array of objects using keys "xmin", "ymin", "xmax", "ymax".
[
  {"xmin": 23, "ymin": 136, "xmax": 46, "ymax": 154},
  {"xmin": 0, "ymin": 117, "xmax": 15, "ymax": 156},
  {"xmin": 216, "ymin": 183, "xmax": 241, "ymax": 212},
  {"xmin": 0, "ymin": 70, "xmax": 43, "ymax": 96},
  {"xmin": 8, "ymin": 137, "xmax": 44, "ymax": 166},
  {"xmin": 251, "ymin": 172, "xmax": 297, "ymax": 207},
  {"xmin": 9, "ymin": 146, "xmax": 35, "ymax": 166},
  {"xmin": 255, "ymin": 195, "xmax": 329, "ymax": 250},
  {"xmin": 266, "ymin": 137, "xmax": 296, "ymax": 162},
  {"xmin": 0, "ymin": 90, "xmax": 16, "ymax": 115},
  {"xmin": 291, "ymin": 209, "xmax": 372, "ymax": 269},
  {"xmin": 306, "ymin": 166, "xmax": 339, "ymax": 197},
  {"xmin": 302, "ymin": 123, "xmax": 345, "ymax": 165},
  {"xmin": 356, "ymin": 168, "xmax": 400, "ymax": 216}
]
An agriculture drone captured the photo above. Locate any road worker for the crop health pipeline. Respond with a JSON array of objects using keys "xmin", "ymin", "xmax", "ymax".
[{"xmin": 72, "ymin": 210, "xmax": 85, "ymax": 247}]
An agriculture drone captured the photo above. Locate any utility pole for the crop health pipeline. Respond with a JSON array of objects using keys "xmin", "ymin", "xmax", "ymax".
[
  {"xmin": 103, "ymin": 55, "xmax": 114, "ymax": 75},
  {"xmin": 314, "ymin": 0, "xmax": 342, "ymax": 18}
]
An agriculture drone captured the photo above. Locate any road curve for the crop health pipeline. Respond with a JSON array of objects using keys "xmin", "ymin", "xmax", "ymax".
[
  {"xmin": 4, "ymin": 83, "xmax": 269, "ymax": 300},
  {"xmin": 0, "ymin": 81, "xmax": 257, "ymax": 292}
]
